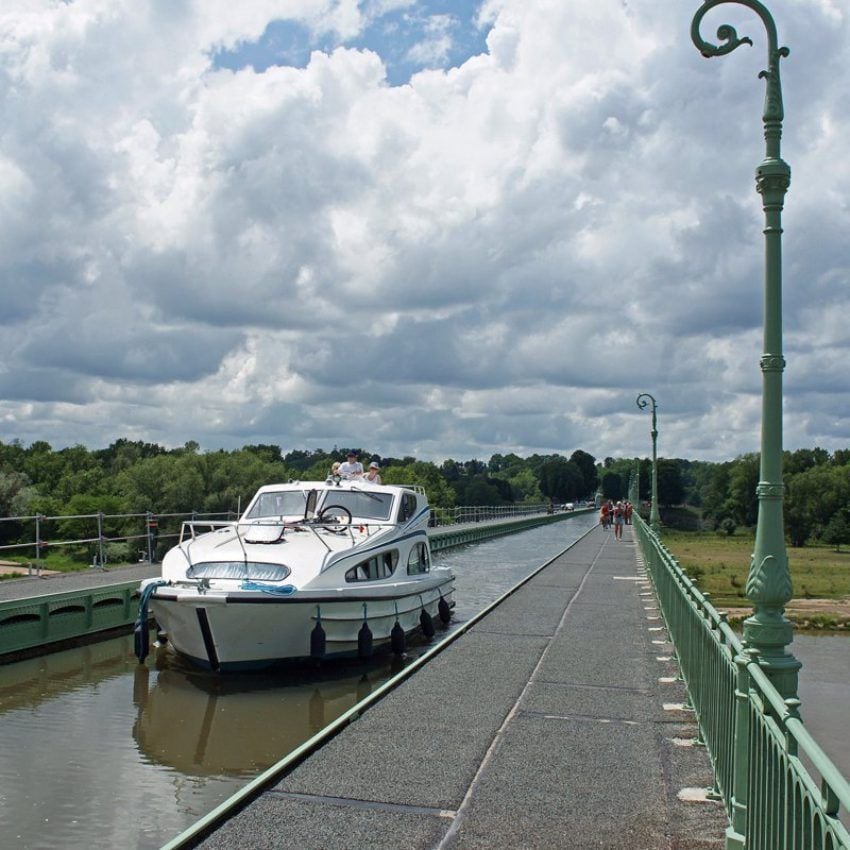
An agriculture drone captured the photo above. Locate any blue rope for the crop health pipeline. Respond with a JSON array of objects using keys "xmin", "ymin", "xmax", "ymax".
[
  {"xmin": 134, "ymin": 580, "xmax": 168, "ymax": 663},
  {"xmin": 240, "ymin": 581, "xmax": 297, "ymax": 596}
]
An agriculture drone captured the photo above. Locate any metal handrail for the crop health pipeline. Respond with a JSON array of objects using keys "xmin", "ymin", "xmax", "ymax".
[
  {"xmin": 0, "ymin": 510, "xmax": 236, "ymax": 575},
  {"xmin": 634, "ymin": 514, "xmax": 850, "ymax": 848}
]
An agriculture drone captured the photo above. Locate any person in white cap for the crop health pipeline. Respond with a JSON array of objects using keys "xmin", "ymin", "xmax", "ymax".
[{"xmin": 364, "ymin": 461, "xmax": 382, "ymax": 484}]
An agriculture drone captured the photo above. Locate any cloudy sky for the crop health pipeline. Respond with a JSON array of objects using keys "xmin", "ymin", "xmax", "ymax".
[{"xmin": 0, "ymin": 0, "xmax": 847, "ymax": 464}]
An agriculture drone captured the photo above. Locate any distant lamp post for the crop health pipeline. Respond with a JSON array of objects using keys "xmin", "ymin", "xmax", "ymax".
[
  {"xmin": 630, "ymin": 459, "xmax": 640, "ymax": 506},
  {"xmin": 691, "ymin": 0, "xmax": 799, "ymax": 703},
  {"xmin": 635, "ymin": 393, "xmax": 660, "ymax": 533}
]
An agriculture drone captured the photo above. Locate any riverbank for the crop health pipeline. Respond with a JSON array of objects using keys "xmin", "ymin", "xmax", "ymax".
[{"xmin": 661, "ymin": 530, "xmax": 850, "ymax": 632}]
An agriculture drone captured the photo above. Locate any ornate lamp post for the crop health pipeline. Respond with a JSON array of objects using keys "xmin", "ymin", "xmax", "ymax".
[
  {"xmin": 628, "ymin": 460, "xmax": 639, "ymax": 506},
  {"xmin": 691, "ymin": 0, "xmax": 799, "ymax": 703},
  {"xmin": 635, "ymin": 393, "xmax": 660, "ymax": 533}
]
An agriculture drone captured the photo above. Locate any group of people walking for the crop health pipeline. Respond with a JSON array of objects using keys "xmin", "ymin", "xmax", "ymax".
[{"xmin": 600, "ymin": 500, "xmax": 632, "ymax": 540}]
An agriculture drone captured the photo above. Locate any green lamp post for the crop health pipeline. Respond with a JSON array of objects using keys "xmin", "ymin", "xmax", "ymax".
[
  {"xmin": 635, "ymin": 393, "xmax": 660, "ymax": 533},
  {"xmin": 691, "ymin": 0, "xmax": 800, "ymax": 703}
]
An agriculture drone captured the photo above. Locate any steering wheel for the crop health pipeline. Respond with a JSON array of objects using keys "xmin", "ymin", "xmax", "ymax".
[{"xmin": 318, "ymin": 504, "xmax": 353, "ymax": 533}]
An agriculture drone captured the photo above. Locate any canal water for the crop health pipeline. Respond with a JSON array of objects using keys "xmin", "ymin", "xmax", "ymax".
[{"xmin": 0, "ymin": 515, "xmax": 846, "ymax": 850}]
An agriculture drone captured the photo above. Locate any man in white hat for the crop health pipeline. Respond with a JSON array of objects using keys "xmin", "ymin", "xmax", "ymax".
[{"xmin": 364, "ymin": 461, "xmax": 382, "ymax": 484}]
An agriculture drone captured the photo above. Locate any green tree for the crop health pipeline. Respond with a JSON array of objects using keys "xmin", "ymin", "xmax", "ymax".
[
  {"xmin": 726, "ymin": 454, "xmax": 760, "ymax": 528},
  {"xmin": 569, "ymin": 450, "xmax": 597, "ymax": 496},
  {"xmin": 506, "ymin": 468, "xmax": 543, "ymax": 503},
  {"xmin": 539, "ymin": 458, "xmax": 583, "ymax": 502},
  {"xmin": 381, "ymin": 461, "xmax": 456, "ymax": 511},
  {"xmin": 656, "ymin": 459, "xmax": 684, "ymax": 506},
  {"xmin": 0, "ymin": 470, "xmax": 36, "ymax": 517},
  {"xmin": 785, "ymin": 465, "xmax": 850, "ymax": 547},
  {"xmin": 601, "ymin": 471, "xmax": 623, "ymax": 501},
  {"xmin": 821, "ymin": 513, "xmax": 850, "ymax": 552}
]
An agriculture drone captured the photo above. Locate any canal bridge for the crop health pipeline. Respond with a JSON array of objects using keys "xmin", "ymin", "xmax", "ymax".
[
  {"xmin": 1, "ymin": 509, "xmax": 847, "ymax": 849},
  {"xmin": 161, "ymin": 516, "xmax": 848, "ymax": 850}
]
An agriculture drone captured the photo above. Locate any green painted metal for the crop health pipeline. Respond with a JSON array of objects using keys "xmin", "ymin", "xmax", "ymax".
[
  {"xmin": 636, "ymin": 392, "xmax": 661, "ymax": 533},
  {"xmin": 628, "ymin": 460, "xmax": 639, "ymax": 507},
  {"xmin": 0, "ymin": 581, "xmax": 141, "ymax": 659},
  {"xmin": 691, "ymin": 0, "xmax": 799, "ymax": 702},
  {"xmin": 635, "ymin": 515, "xmax": 850, "ymax": 849},
  {"xmin": 429, "ymin": 509, "xmax": 590, "ymax": 552},
  {"xmin": 691, "ymin": 5, "xmax": 801, "ymax": 844}
]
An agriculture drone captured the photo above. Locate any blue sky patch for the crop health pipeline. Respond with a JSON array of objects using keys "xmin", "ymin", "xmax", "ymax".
[{"xmin": 211, "ymin": 1, "xmax": 491, "ymax": 86}]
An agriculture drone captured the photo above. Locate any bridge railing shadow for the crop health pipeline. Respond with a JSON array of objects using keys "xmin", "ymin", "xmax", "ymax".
[{"xmin": 634, "ymin": 515, "xmax": 850, "ymax": 848}]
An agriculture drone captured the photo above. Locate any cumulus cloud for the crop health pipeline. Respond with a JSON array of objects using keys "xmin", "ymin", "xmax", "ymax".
[{"xmin": 0, "ymin": 0, "xmax": 847, "ymax": 462}]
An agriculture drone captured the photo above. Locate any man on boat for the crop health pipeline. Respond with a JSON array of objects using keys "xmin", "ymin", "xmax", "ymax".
[{"xmin": 338, "ymin": 451, "xmax": 364, "ymax": 478}]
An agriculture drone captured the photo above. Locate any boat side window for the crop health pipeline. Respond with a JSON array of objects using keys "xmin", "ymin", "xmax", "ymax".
[
  {"xmin": 345, "ymin": 550, "xmax": 399, "ymax": 582},
  {"xmin": 397, "ymin": 494, "xmax": 417, "ymax": 523},
  {"xmin": 407, "ymin": 542, "xmax": 430, "ymax": 575}
]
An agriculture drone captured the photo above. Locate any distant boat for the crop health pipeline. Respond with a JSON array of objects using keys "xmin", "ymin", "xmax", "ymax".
[{"xmin": 136, "ymin": 479, "xmax": 454, "ymax": 671}]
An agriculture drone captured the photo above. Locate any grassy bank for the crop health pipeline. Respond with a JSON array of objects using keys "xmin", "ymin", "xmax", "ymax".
[{"xmin": 661, "ymin": 529, "xmax": 850, "ymax": 633}]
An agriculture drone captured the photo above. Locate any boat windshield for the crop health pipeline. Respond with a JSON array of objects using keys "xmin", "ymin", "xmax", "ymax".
[
  {"xmin": 319, "ymin": 489, "xmax": 394, "ymax": 521},
  {"xmin": 246, "ymin": 490, "xmax": 308, "ymax": 519},
  {"xmin": 186, "ymin": 562, "xmax": 291, "ymax": 581}
]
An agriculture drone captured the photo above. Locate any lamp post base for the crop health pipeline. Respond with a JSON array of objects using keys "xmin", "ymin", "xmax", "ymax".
[{"xmin": 743, "ymin": 614, "xmax": 801, "ymax": 700}]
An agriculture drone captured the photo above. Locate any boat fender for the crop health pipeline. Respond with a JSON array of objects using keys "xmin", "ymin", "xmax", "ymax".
[
  {"xmin": 358, "ymin": 603, "xmax": 373, "ymax": 658},
  {"xmin": 310, "ymin": 607, "xmax": 326, "ymax": 659},
  {"xmin": 390, "ymin": 620, "xmax": 405, "ymax": 655},
  {"xmin": 133, "ymin": 617, "xmax": 149, "ymax": 664},
  {"xmin": 420, "ymin": 608, "xmax": 435, "ymax": 639},
  {"xmin": 438, "ymin": 595, "xmax": 451, "ymax": 624},
  {"xmin": 134, "ymin": 580, "xmax": 168, "ymax": 663}
]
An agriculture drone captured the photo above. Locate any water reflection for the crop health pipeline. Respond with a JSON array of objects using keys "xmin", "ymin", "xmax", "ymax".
[
  {"xmin": 0, "ymin": 637, "xmax": 131, "ymax": 713},
  {"xmin": 130, "ymin": 650, "xmax": 410, "ymax": 778}
]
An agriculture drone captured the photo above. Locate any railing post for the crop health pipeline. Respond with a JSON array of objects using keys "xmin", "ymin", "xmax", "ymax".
[
  {"xmin": 97, "ymin": 511, "xmax": 105, "ymax": 568},
  {"xmin": 726, "ymin": 649, "xmax": 753, "ymax": 849},
  {"xmin": 34, "ymin": 514, "xmax": 43, "ymax": 576}
]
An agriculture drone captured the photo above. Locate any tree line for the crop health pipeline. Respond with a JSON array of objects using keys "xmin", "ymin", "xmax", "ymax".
[
  {"xmin": 0, "ymin": 439, "xmax": 599, "ymax": 527},
  {"xmin": 1, "ymin": 439, "xmax": 847, "ymax": 550}
]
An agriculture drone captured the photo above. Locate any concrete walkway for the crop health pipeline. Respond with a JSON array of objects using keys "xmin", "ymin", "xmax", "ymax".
[
  {"xmin": 0, "ymin": 561, "xmax": 159, "ymax": 602},
  {"xmin": 194, "ymin": 525, "xmax": 728, "ymax": 849}
]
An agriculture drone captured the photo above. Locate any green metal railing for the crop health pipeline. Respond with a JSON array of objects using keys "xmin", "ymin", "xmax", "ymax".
[{"xmin": 634, "ymin": 515, "xmax": 850, "ymax": 849}]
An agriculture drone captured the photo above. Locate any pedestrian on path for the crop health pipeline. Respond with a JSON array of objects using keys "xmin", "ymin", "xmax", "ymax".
[{"xmin": 613, "ymin": 501, "xmax": 625, "ymax": 539}]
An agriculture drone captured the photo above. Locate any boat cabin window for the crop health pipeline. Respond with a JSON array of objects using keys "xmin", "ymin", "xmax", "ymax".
[
  {"xmin": 398, "ymin": 494, "xmax": 417, "ymax": 522},
  {"xmin": 345, "ymin": 550, "xmax": 399, "ymax": 582},
  {"xmin": 186, "ymin": 562, "xmax": 291, "ymax": 581},
  {"xmin": 318, "ymin": 490, "xmax": 393, "ymax": 521},
  {"xmin": 407, "ymin": 542, "xmax": 430, "ymax": 575},
  {"xmin": 246, "ymin": 490, "xmax": 308, "ymax": 519}
]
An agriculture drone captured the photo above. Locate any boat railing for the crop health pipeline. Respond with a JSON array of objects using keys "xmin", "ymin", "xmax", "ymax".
[{"xmin": 179, "ymin": 520, "xmax": 237, "ymax": 544}]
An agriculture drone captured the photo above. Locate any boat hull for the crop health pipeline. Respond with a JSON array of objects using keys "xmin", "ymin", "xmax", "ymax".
[{"xmin": 150, "ymin": 573, "xmax": 454, "ymax": 671}]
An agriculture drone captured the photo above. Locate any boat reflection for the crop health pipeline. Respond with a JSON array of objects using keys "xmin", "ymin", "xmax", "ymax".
[{"xmin": 131, "ymin": 648, "xmax": 409, "ymax": 778}]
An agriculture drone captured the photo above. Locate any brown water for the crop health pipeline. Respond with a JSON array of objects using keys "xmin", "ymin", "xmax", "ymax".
[{"xmin": 0, "ymin": 515, "xmax": 845, "ymax": 850}]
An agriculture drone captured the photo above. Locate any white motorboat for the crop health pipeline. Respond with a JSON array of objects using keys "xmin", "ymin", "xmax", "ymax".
[{"xmin": 135, "ymin": 479, "xmax": 454, "ymax": 671}]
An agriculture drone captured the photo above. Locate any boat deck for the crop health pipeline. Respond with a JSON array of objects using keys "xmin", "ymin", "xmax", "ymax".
[{"xmin": 188, "ymin": 524, "xmax": 728, "ymax": 849}]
